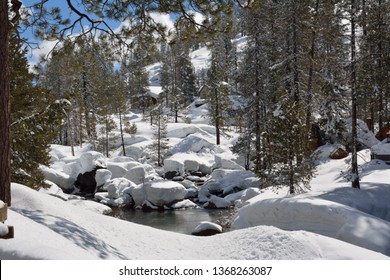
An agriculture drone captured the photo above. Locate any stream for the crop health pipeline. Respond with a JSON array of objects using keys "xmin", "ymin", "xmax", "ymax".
[{"xmin": 109, "ymin": 207, "xmax": 236, "ymax": 235}]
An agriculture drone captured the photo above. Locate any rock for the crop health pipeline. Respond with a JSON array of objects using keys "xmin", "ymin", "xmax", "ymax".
[
  {"xmin": 128, "ymin": 185, "xmax": 146, "ymax": 206},
  {"xmin": 185, "ymin": 188, "xmax": 198, "ymax": 199},
  {"xmin": 192, "ymin": 221, "xmax": 223, "ymax": 236},
  {"xmin": 184, "ymin": 159, "xmax": 199, "ymax": 172},
  {"xmin": 78, "ymin": 151, "xmax": 107, "ymax": 173},
  {"xmin": 143, "ymin": 180, "xmax": 188, "ymax": 207},
  {"xmin": 95, "ymin": 169, "xmax": 112, "ymax": 187},
  {"xmin": 125, "ymin": 163, "xmax": 158, "ymax": 184},
  {"xmin": 172, "ymin": 176, "xmax": 184, "ymax": 182},
  {"xmin": 165, "ymin": 171, "xmax": 179, "ymax": 180},
  {"xmin": 179, "ymin": 179, "xmax": 197, "ymax": 189},
  {"xmin": 329, "ymin": 147, "xmax": 349, "ymax": 159},
  {"xmin": 142, "ymin": 200, "xmax": 160, "ymax": 211},
  {"xmin": 170, "ymin": 199, "xmax": 198, "ymax": 209},
  {"xmin": 74, "ymin": 167, "xmax": 103, "ymax": 195},
  {"xmin": 106, "ymin": 162, "xmax": 128, "ymax": 178},
  {"xmin": 105, "ymin": 178, "xmax": 137, "ymax": 199},
  {"xmin": 164, "ymin": 158, "xmax": 185, "ymax": 176},
  {"xmin": 214, "ymin": 155, "xmax": 244, "ymax": 170},
  {"xmin": 186, "ymin": 175, "xmax": 203, "ymax": 183},
  {"xmin": 190, "ymin": 171, "xmax": 204, "ymax": 177},
  {"xmin": 203, "ymin": 195, "xmax": 232, "ymax": 209},
  {"xmin": 39, "ymin": 165, "xmax": 75, "ymax": 192}
]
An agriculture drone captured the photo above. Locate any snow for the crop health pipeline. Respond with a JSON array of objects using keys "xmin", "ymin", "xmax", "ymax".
[
  {"xmin": 3, "ymin": 40, "xmax": 390, "ymax": 261},
  {"xmin": 0, "ymin": 223, "xmax": 9, "ymax": 237},
  {"xmin": 371, "ymin": 139, "xmax": 390, "ymax": 155},
  {"xmin": 232, "ymin": 149, "xmax": 390, "ymax": 256},
  {"xmin": 143, "ymin": 180, "xmax": 188, "ymax": 207},
  {"xmin": 192, "ymin": 221, "xmax": 222, "ymax": 234},
  {"xmin": 1, "ymin": 184, "xmax": 387, "ymax": 260},
  {"xmin": 5, "ymin": 111, "xmax": 388, "ymax": 261}
]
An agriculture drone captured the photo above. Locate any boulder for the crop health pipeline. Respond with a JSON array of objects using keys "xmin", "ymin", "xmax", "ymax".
[
  {"xmin": 143, "ymin": 180, "xmax": 187, "ymax": 207},
  {"xmin": 106, "ymin": 162, "xmax": 128, "ymax": 178},
  {"xmin": 214, "ymin": 155, "xmax": 244, "ymax": 170},
  {"xmin": 95, "ymin": 169, "xmax": 112, "ymax": 187},
  {"xmin": 105, "ymin": 178, "xmax": 137, "ymax": 199},
  {"xmin": 164, "ymin": 158, "xmax": 185, "ymax": 176},
  {"xmin": 165, "ymin": 171, "xmax": 179, "ymax": 180},
  {"xmin": 125, "ymin": 163, "xmax": 158, "ymax": 184},
  {"xmin": 74, "ymin": 167, "xmax": 103, "ymax": 195},
  {"xmin": 203, "ymin": 195, "xmax": 232, "ymax": 209},
  {"xmin": 39, "ymin": 165, "xmax": 75, "ymax": 192},
  {"xmin": 192, "ymin": 221, "xmax": 223, "ymax": 236},
  {"xmin": 184, "ymin": 159, "xmax": 199, "ymax": 172}
]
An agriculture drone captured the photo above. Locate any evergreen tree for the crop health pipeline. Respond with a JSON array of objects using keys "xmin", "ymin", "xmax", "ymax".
[
  {"xmin": 150, "ymin": 104, "xmax": 169, "ymax": 167},
  {"xmin": 10, "ymin": 35, "xmax": 67, "ymax": 189}
]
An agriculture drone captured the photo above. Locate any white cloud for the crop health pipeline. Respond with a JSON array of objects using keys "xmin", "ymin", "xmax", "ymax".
[{"xmin": 150, "ymin": 12, "xmax": 175, "ymax": 32}]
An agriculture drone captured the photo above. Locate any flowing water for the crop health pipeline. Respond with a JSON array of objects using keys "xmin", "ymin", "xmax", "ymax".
[{"xmin": 109, "ymin": 207, "xmax": 235, "ymax": 235}]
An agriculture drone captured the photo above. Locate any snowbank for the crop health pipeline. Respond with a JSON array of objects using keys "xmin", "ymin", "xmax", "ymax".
[{"xmin": 2, "ymin": 183, "xmax": 388, "ymax": 260}]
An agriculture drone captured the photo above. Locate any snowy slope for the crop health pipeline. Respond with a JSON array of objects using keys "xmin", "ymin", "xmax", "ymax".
[
  {"xmin": 1, "ymin": 183, "xmax": 388, "ymax": 260},
  {"xmin": 232, "ymin": 148, "xmax": 390, "ymax": 257}
]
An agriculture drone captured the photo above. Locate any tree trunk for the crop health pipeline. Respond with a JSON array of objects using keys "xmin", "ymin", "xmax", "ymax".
[
  {"xmin": 0, "ymin": 1, "xmax": 11, "ymax": 205},
  {"xmin": 214, "ymin": 87, "xmax": 221, "ymax": 145},
  {"xmin": 119, "ymin": 110, "xmax": 126, "ymax": 156},
  {"xmin": 350, "ymin": 0, "xmax": 360, "ymax": 189},
  {"xmin": 306, "ymin": 0, "xmax": 319, "ymax": 131}
]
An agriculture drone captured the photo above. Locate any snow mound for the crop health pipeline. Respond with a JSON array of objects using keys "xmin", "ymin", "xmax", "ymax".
[
  {"xmin": 192, "ymin": 221, "xmax": 222, "ymax": 235},
  {"xmin": 2, "ymin": 183, "xmax": 389, "ymax": 259},
  {"xmin": 232, "ymin": 196, "xmax": 390, "ymax": 256},
  {"xmin": 143, "ymin": 180, "xmax": 188, "ymax": 207},
  {"xmin": 78, "ymin": 151, "xmax": 107, "ymax": 173},
  {"xmin": 199, "ymin": 169, "xmax": 261, "ymax": 203},
  {"xmin": 39, "ymin": 165, "xmax": 75, "ymax": 191},
  {"xmin": 170, "ymin": 135, "xmax": 222, "ymax": 154},
  {"xmin": 371, "ymin": 139, "xmax": 390, "ymax": 155}
]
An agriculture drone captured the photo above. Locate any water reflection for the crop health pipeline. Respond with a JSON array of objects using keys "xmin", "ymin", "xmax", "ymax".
[{"xmin": 109, "ymin": 207, "xmax": 234, "ymax": 235}]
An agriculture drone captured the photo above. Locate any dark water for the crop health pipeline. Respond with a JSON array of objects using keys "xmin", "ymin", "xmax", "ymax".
[{"xmin": 109, "ymin": 207, "xmax": 235, "ymax": 235}]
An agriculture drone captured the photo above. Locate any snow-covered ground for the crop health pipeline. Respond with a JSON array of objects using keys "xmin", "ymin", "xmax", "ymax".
[
  {"xmin": 1, "ymin": 124, "xmax": 390, "ymax": 260},
  {"xmin": 2, "ymin": 37, "xmax": 390, "ymax": 261}
]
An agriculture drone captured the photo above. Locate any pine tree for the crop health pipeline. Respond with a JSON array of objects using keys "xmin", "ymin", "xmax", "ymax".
[
  {"xmin": 10, "ymin": 35, "xmax": 67, "ymax": 189},
  {"xmin": 150, "ymin": 104, "xmax": 169, "ymax": 167}
]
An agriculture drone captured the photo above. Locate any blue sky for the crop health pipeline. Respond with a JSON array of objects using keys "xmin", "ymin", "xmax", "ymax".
[{"xmin": 20, "ymin": 1, "xmax": 177, "ymax": 67}]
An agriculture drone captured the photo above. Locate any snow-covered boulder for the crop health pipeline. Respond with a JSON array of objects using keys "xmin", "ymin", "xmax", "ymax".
[
  {"xmin": 95, "ymin": 191, "xmax": 133, "ymax": 208},
  {"xmin": 184, "ymin": 159, "xmax": 199, "ymax": 172},
  {"xmin": 170, "ymin": 135, "xmax": 222, "ymax": 154},
  {"xmin": 95, "ymin": 169, "xmax": 112, "ymax": 187},
  {"xmin": 125, "ymin": 163, "xmax": 160, "ymax": 184},
  {"xmin": 78, "ymin": 151, "xmax": 107, "ymax": 173},
  {"xmin": 164, "ymin": 158, "xmax": 185, "ymax": 176},
  {"xmin": 143, "ymin": 180, "xmax": 188, "ymax": 207},
  {"xmin": 214, "ymin": 154, "xmax": 244, "ymax": 170},
  {"xmin": 192, "ymin": 221, "xmax": 223, "ymax": 236},
  {"xmin": 39, "ymin": 165, "xmax": 75, "ymax": 192},
  {"xmin": 204, "ymin": 195, "xmax": 232, "ymax": 209},
  {"xmin": 106, "ymin": 162, "xmax": 128, "ymax": 178},
  {"xmin": 345, "ymin": 118, "xmax": 380, "ymax": 148},
  {"xmin": 224, "ymin": 188, "xmax": 262, "ymax": 208},
  {"xmin": 200, "ymin": 169, "xmax": 261, "ymax": 200},
  {"xmin": 104, "ymin": 178, "xmax": 137, "ymax": 199},
  {"xmin": 170, "ymin": 199, "xmax": 198, "ymax": 209},
  {"xmin": 128, "ymin": 185, "xmax": 146, "ymax": 206}
]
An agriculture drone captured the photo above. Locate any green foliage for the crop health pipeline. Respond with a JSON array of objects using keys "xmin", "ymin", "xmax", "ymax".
[
  {"xmin": 124, "ymin": 120, "xmax": 137, "ymax": 137},
  {"xmin": 10, "ymin": 36, "xmax": 68, "ymax": 189},
  {"xmin": 258, "ymin": 94, "xmax": 316, "ymax": 194}
]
